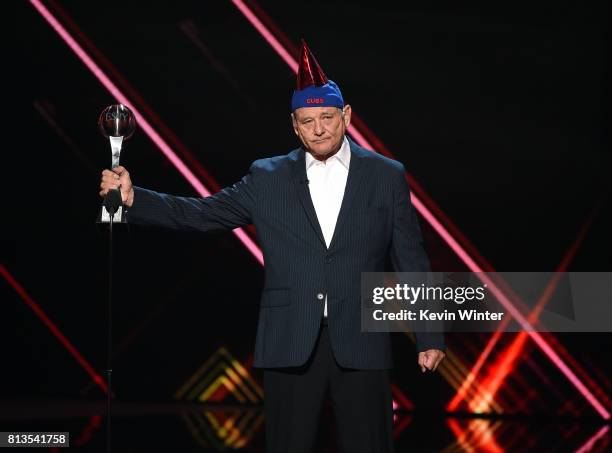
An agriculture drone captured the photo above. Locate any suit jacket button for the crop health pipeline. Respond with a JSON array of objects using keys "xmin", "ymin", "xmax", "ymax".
[{"xmin": 317, "ymin": 293, "xmax": 324, "ymax": 300}]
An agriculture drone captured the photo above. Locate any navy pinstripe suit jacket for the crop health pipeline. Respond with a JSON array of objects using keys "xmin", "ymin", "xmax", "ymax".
[{"xmin": 128, "ymin": 137, "xmax": 444, "ymax": 369}]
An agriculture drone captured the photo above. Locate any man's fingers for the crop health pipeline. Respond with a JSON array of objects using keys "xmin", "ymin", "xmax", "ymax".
[
  {"xmin": 112, "ymin": 165, "xmax": 126, "ymax": 176},
  {"xmin": 418, "ymin": 350, "xmax": 445, "ymax": 373},
  {"xmin": 418, "ymin": 353, "xmax": 427, "ymax": 373},
  {"xmin": 105, "ymin": 177, "xmax": 117, "ymax": 184},
  {"xmin": 102, "ymin": 170, "xmax": 120, "ymax": 182},
  {"xmin": 432, "ymin": 353, "xmax": 445, "ymax": 371},
  {"xmin": 419, "ymin": 352, "xmax": 433, "ymax": 370},
  {"xmin": 100, "ymin": 166, "xmax": 130, "ymax": 202},
  {"xmin": 101, "ymin": 181, "xmax": 120, "ymax": 189},
  {"xmin": 100, "ymin": 178, "xmax": 120, "ymax": 200},
  {"xmin": 424, "ymin": 353, "xmax": 434, "ymax": 370}
]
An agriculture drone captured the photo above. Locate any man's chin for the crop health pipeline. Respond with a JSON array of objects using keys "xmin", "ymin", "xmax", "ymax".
[{"xmin": 308, "ymin": 139, "xmax": 337, "ymax": 158}]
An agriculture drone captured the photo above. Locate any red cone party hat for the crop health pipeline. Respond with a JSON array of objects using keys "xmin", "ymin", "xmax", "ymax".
[
  {"xmin": 296, "ymin": 39, "xmax": 328, "ymax": 89},
  {"xmin": 291, "ymin": 40, "xmax": 344, "ymax": 111}
]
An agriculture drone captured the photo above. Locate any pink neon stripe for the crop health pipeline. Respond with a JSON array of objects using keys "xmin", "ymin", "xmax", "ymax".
[
  {"xmin": 574, "ymin": 425, "xmax": 609, "ymax": 453},
  {"xmin": 30, "ymin": 0, "xmax": 263, "ymax": 265},
  {"xmin": 231, "ymin": 0, "xmax": 610, "ymax": 419},
  {"xmin": 1, "ymin": 264, "xmax": 108, "ymax": 393},
  {"xmin": 231, "ymin": 0, "xmax": 298, "ymax": 73},
  {"xmin": 347, "ymin": 124, "xmax": 375, "ymax": 150}
]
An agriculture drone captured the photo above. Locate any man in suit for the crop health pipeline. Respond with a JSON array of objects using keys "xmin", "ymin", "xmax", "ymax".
[{"xmin": 99, "ymin": 41, "xmax": 445, "ymax": 452}]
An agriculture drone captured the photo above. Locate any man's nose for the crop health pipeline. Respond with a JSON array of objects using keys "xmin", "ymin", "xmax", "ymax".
[{"xmin": 313, "ymin": 120, "xmax": 325, "ymax": 136}]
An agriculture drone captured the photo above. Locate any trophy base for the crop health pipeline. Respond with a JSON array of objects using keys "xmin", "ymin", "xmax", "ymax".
[{"xmin": 97, "ymin": 205, "xmax": 127, "ymax": 224}]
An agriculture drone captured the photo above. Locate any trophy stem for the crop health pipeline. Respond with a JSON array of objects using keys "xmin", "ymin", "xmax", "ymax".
[
  {"xmin": 106, "ymin": 215, "xmax": 114, "ymax": 453},
  {"xmin": 109, "ymin": 136, "xmax": 123, "ymax": 168}
]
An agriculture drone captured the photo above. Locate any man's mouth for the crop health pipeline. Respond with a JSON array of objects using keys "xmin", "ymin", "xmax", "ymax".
[{"xmin": 313, "ymin": 138, "xmax": 330, "ymax": 143}]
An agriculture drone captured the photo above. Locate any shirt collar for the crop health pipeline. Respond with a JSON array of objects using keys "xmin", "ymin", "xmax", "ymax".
[{"xmin": 305, "ymin": 136, "xmax": 351, "ymax": 170}]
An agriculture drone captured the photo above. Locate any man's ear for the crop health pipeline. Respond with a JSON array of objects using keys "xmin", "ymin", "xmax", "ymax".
[
  {"xmin": 291, "ymin": 113, "xmax": 299, "ymax": 136},
  {"xmin": 342, "ymin": 104, "xmax": 352, "ymax": 128}
]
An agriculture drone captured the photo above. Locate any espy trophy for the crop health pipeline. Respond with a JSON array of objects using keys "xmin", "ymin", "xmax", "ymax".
[
  {"xmin": 97, "ymin": 104, "xmax": 136, "ymax": 453},
  {"xmin": 98, "ymin": 104, "xmax": 136, "ymax": 223}
]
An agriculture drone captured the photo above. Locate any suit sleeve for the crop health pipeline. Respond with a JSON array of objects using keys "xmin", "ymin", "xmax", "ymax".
[
  {"xmin": 126, "ymin": 162, "xmax": 257, "ymax": 233},
  {"xmin": 389, "ymin": 164, "xmax": 446, "ymax": 353}
]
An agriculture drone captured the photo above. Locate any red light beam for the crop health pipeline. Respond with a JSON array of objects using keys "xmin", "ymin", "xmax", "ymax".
[{"xmin": 1, "ymin": 264, "xmax": 107, "ymax": 393}]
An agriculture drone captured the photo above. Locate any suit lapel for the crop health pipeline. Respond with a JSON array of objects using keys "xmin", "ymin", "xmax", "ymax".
[
  {"xmin": 328, "ymin": 138, "xmax": 367, "ymax": 250},
  {"xmin": 290, "ymin": 148, "xmax": 327, "ymax": 247}
]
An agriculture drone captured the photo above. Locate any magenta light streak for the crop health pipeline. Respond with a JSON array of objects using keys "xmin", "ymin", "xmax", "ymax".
[
  {"xmin": 30, "ymin": 0, "xmax": 264, "ymax": 265},
  {"xmin": 1, "ymin": 264, "xmax": 108, "ymax": 393},
  {"xmin": 231, "ymin": 0, "xmax": 298, "ymax": 73},
  {"xmin": 574, "ymin": 425, "xmax": 609, "ymax": 453},
  {"xmin": 231, "ymin": 0, "xmax": 611, "ymax": 419}
]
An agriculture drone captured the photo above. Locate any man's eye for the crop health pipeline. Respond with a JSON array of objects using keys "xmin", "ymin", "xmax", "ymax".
[{"xmin": 302, "ymin": 120, "xmax": 312, "ymax": 124}]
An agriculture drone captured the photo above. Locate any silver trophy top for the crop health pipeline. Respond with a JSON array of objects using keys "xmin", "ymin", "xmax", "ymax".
[{"xmin": 98, "ymin": 104, "xmax": 136, "ymax": 168}]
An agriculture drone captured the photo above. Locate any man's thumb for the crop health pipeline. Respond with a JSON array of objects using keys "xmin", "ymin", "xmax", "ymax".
[{"xmin": 112, "ymin": 165, "xmax": 126, "ymax": 175}]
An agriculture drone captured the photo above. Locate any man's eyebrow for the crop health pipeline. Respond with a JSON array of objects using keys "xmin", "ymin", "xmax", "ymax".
[
  {"xmin": 306, "ymin": 111, "xmax": 336, "ymax": 119},
  {"xmin": 296, "ymin": 110, "xmax": 337, "ymax": 121}
]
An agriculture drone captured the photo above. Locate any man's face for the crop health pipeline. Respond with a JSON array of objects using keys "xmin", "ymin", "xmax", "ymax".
[{"xmin": 292, "ymin": 105, "xmax": 352, "ymax": 160}]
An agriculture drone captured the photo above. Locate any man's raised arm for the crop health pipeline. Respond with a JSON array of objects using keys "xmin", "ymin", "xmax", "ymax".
[{"xmin": 99, "ymin": 164, "xmax": 257, "ymax": 233}]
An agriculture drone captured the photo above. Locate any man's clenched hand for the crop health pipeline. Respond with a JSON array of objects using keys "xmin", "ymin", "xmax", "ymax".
[
  {"xmin": 418, "ymin": 349, "xmax": 445, "ymax": 373},
  {"xmin": 99, "ymin": 166, "xmax": 134, "ymax": 208}
]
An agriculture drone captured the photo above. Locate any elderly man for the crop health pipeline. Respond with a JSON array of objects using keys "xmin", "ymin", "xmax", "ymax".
[{"xmin": 99, "ymin": 40, "xmax": 445, "ymax": 453}]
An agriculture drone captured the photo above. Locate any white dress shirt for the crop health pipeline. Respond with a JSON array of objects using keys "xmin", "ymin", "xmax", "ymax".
[{"xmin": 305, "ymin": 136, "xmax": 351, "ymax": 317}]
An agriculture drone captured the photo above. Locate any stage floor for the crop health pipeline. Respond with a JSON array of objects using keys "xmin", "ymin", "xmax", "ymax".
[{"xmin": 1, "ymin": 399, "xmax": 609, "ymax": 452}]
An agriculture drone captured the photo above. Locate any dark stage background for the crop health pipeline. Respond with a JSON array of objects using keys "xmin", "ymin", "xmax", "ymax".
[{"xmin": 4, "ymin": 0, "xmax": 611, "ymax": 451}]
